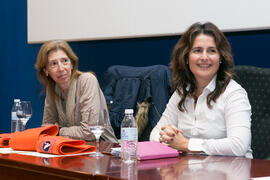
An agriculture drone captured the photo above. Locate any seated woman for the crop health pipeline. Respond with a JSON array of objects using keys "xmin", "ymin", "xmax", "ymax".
[
  {"xmin": 35, "ymin": 40, "xmax": 117, "ymax": 142},
  {"xmin": 150, "ymin": 22, "xmax": 252, "ymax": 157}
]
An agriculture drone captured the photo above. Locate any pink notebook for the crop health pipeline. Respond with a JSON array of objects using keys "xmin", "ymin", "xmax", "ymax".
[
  {"xmin": 137, "ymin": 141, "xmax": 179, "ymax": 160},
  {"xmin": 138, "ymin": 157, "xmax": 179, "ymax": 169}
]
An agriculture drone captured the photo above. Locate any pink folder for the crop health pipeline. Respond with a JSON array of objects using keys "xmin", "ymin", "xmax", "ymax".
[
  {"xmin": 137, "ymin": 141, "xmax": 179, "ymax": 160},
  {"xmin": 138, "ymin": 157, "xmax": 179, "ymax": 169}
]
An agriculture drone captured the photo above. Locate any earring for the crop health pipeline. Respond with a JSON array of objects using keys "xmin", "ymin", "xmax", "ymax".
[{"xmin": 220, "ymin": 60, "xmax": 222, "ymax": 64}]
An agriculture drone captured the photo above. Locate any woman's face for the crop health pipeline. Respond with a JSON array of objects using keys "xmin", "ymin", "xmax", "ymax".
[
  {"xmin": 44, "ymin": 49, "xmax": 73, "ymax": 90},
  {"xmin": 188, "ymin": 34, "xmax": 220, "ymax": 85}
]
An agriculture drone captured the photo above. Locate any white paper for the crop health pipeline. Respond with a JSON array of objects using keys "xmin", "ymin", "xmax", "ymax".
[
  {"xmin": 111, "ymin": 147, "xmax": 121, "ymax": 157},
  {"xmin": 0, "ymin": 148, "xmax": 94, "ymax": 158},
  {"xmin": 0, "ymin": 148, "xmax": 25, "ymax": 154},
  {"xmin": 251, "ymin": 177, "xmax": 270, "ymax": 180}
]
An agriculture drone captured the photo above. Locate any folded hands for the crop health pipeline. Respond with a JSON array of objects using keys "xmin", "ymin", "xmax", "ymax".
[{"xmin": 159, "ymin": 125, "xmax": 189, "ymax": 152}]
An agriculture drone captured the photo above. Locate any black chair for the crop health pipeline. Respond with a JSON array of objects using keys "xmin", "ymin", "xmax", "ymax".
[
  {"xmin": 234, "ymin": 65, "xmax": 270, "ymax": 159},
  {"xmin": 101, "ymin": 65, "xmax": 172, "ymax": 141}
]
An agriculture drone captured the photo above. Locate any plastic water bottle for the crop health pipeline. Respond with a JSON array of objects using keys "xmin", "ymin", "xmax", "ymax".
[
  {"xmin": 11, "ymin": 99, "xmax": 23, "ymax": 133},
  {"xmin": 121, "ymin": 109, "xmax": 138, "ymax": 163}
]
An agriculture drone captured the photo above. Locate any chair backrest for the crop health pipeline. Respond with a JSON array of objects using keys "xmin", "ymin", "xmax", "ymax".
[
  {"xmin": 101, "ymin": 65, "xmax": 172, "ymax": 141},
  {"xmin": 234, "ymin": 65, "xmax": 270, "ymax": 159}
]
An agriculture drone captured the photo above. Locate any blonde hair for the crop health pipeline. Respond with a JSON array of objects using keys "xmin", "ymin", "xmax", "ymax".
[{"xmin": 35, "ymin": 40, "xmax": 82, "ymax": 97}]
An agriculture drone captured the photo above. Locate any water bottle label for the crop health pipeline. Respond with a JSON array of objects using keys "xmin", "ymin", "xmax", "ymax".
[
  {"xmin": 12, "ymin": 112, "xmax": 18, "ymax": 120},
  {"xmin": 121, "ymin": 128, "xmax": 138, "ymax": 141}
]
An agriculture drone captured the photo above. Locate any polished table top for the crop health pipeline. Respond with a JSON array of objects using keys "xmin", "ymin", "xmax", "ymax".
[{"xmin": 0, "ymin": 141, "xmax": 270, "ymax": 180}]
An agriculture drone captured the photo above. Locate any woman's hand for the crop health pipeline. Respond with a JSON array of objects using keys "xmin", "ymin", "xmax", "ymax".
[
  {"xmin": 169, "ymin": 130, "xmax": 189, "ymax": 152},
  {"xmin": 159, "ymin": 125, "xmax": 189, "ymax": 152},
  {"xmin": 159, "ymin": 125, "xmax": 178, "ymax": 144}
]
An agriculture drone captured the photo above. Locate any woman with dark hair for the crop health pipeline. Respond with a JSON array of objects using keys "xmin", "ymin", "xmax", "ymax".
[
  {"xmin": 35, "ymin": 40, "xmax": 117, "ymax": 142},
  {"xmin": 150, "ymin": 22, "xmax": 252, "ymax": 157}
]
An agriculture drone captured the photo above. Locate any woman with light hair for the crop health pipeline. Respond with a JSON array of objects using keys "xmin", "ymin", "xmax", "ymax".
[{"xmin": 35, "ymin": 40, "xmax": 117, "ymax": 142}]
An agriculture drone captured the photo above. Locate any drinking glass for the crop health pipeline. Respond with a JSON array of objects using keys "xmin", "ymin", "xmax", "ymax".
[
  {"xmin": 88, "ymin": 109, "xmax": 108, "ymax": 157},
  {"xmin": 16, "ymin": 101, "xmax": 32, "ymax": 131}
]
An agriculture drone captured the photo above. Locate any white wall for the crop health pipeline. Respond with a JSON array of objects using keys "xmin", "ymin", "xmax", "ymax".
[{"xmin": 27, "ymin": 0, "xmax": 270, "ymax": 43}]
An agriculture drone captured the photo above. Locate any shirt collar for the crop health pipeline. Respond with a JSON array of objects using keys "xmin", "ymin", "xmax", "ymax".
[
  {"xmin": 185, "ymin": 75, "xmax": 217, "ymax": 93},
  {"xmin": 205, "ymin": 75, "xmax": 217, "ymax": 93}
]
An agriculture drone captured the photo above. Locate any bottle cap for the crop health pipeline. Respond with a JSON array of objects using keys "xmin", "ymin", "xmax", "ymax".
[
  {"xmin": 14, "ymin": 99, "xmax": 20, "ymax": 102},
  {"xmin": 125, "ymin": 109, "xmax": 134, "ymax": 114}
]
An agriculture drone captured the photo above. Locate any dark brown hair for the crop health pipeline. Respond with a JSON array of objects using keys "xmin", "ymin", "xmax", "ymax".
[{"xmin": 170, "ymin": 22, "xmax": 234, "ymax": 112}]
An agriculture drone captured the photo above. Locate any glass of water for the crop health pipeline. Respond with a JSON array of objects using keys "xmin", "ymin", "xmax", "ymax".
[
  {"xmin": 88, "ymin": 109, "xmax": 108, "ymax": 157},
  {"xmin": 16, "ymin": 101, "xmax": 32, "ymax": 131}
]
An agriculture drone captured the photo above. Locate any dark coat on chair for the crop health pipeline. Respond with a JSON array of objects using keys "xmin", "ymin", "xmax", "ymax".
[{"xmin": 101, "ymin": 65, "xmax": 172, "ymax": 141}]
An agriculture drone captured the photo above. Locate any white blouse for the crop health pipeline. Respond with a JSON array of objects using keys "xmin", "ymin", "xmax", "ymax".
[{"xmin": 150, "ymin": 76, "xmax": 253, "ymax": 158}]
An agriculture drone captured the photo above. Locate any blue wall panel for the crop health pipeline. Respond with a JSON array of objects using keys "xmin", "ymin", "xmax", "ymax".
[{"xmin": 0, "ymin": 0, "xmax": 270, "ymax": 133}]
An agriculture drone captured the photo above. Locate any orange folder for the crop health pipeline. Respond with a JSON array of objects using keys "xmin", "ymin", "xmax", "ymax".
[
  {"xmin": 9, "ymin": 125, "xmax": 58, "ymax": 151},
  {"xmin": 0, "ymin": 133, "xmax": 12, "ymax": 148},
  {"xmin": 36, "ymin": 135, "xmax": 96, "ymax": 155}
]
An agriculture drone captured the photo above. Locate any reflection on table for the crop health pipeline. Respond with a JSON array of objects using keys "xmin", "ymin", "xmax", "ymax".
[
  {"xmin": 0, "ymin": 141, "xmax": 270, "ymax": 180},
  {"xmin": 159, "ymin": 156, "xmax": 250, "ymax": 180}
]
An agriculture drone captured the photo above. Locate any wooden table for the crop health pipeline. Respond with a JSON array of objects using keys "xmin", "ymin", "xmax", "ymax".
[{"xmin": 0, "ymin": 141, "xmax": 269, "ymax": 180}]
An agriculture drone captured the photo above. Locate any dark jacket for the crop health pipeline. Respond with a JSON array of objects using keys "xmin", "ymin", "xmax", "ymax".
[{"xmin": 101, "ymin": 65, "xmax": 172, "ymax": 140}]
